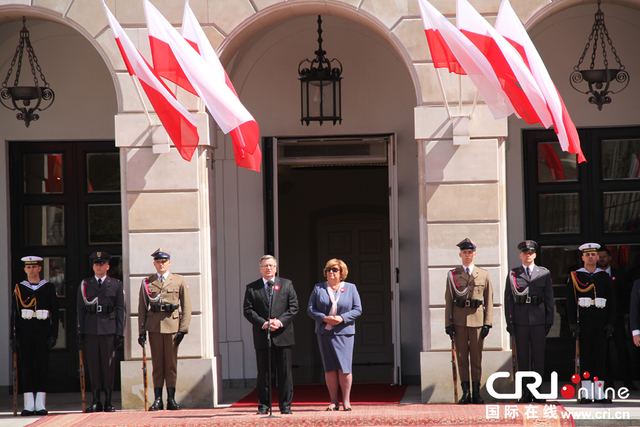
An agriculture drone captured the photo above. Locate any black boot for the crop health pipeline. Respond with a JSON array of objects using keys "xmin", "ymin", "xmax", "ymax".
[
  {"xmin": 166, "ymin": 387, "xmax": 180, "ymax": 410},
  {"xmin": 104, "ymin": 389, "xmax": 115, "ymax": 412},
  {"xmin": 458, "ymin": 381, "xmax": 472, "ymax": 404},
  {"xmin": 86, "ymin": 389, "xmax": 103, "ymax": 413},
  {"xmin": 149, "ymin": 387, "xmax": 163, "ymax": 411},
  {"xmin": 472, "ymin": 382, "xmax": 484, "ymax": 404}
]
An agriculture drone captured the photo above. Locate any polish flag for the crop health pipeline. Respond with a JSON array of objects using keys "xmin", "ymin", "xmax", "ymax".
[
  {"xmin": 100, "ymin": 0, "xmax": 199, "ymax": 161},
  {"xmin": 417, "ymin": 0, "xmax": 514, "ymax": 120},
  {"xmin": 143, "ymin": 0, "xmax": 261, "ymax": 171},
  {"xmin": 180, "ymin": 0, "xmax": 261, "ymax": 172},
  {"xmin": 456, "ymin": 0, "xmax": 552, "ymax": 127},
  {"xmin": 495, "ymin": 0, "xmax": 586, "ymax": 162},
  {"xmin": 418, "ymin": 0, "xmax": 465, "ymax": 75}
]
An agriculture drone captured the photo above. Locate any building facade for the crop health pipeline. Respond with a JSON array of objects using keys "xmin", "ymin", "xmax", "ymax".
[{"xmin": 1, "ymin": 0, "xmax": 638, "ymax": 407}]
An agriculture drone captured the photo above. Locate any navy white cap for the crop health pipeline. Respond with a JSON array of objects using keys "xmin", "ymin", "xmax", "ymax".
[
  {"xmin": 90, "ymin": 252, "xmax": 112, "ymax": 264},
  {"xmin": 579, "ymin": 243, "xmax": 600, "ymax": 253},
  {"xmin": 152, "ymin": 248, "xmax": 171, "ymax": 260},
  {"xmin": 457, "ymin": 238, "xmax": 476, "ymax": 251},
  {"xmin": 518, "ymin": 240, "xmax": 538, "ymax": 253},
  {"xmin": 21, "ymin": 256, "xmax": 43, "ymax": 265}
]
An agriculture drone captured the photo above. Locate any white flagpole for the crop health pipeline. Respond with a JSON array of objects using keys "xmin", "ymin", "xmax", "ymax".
[{"xmin": 435, "ymin": 69, "xmax": 452, "ymax": 120}]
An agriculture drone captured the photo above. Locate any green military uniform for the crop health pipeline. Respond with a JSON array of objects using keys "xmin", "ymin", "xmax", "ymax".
[
  {"xmin": 445, "ymin": 238, "xmax": 493, "ymax": 404},
  {"xmin": 138, "ymin": 249, "xmax": 192, "ymax": 411}
]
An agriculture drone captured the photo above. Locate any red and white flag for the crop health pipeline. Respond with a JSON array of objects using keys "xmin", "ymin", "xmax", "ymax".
[
  {"xmin": 495, "ymin": 0, "xmax": 585, "ymax": 162},
  {"xmin": 100, "ymin": 0, "xmax": 199, "ymax": 161},
  {"xmin": 144, "ymin": 0, "xmax": 261, "ymax": 171},
  {"xmin": 418, "ymin": 0, "xmax": 465, "ymax": 75},
  {"xmin": 181, "ymin": 0, "xmax": 261, "ymax": 172},
  {"xmin": 456, "ymin": 0, "xmax": 552, "ymax": 127},
  {"xmin": 417, "ymin": 0, "xmax": 514, "ymax": 119}
]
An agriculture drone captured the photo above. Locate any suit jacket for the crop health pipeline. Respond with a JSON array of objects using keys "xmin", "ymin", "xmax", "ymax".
[
  {"xmin": 243, "ymin": 276, "xmax": 298, "ymax": 349},
  {"xmin": 138, "ymin": 272, "xmax": 192, "ymax": 334},
  {"xmin": 630, "ymin": 280, "xmax": 640, "ymax": 333},
  {"xmin": 77, "ymin": 276, "xmax": 126, "ymax": 336},
  {"xmin": 307, "ymin": 282, "xmax": 362, "ymax": 335},
  {"xmin": 445, "ymin": 266, "xmax": 493, "ymax": 328},
  {"xmin": 504, "ymin": 264, "xmax": 554, "ymax": 326},
  {"xmin": 610, "ymin": 267, "xmax": 630, "ymax": 318}
]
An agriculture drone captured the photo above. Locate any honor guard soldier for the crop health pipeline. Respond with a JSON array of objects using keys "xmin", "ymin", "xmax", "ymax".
[
  {"xmin": 445, "ymin": 238, "xmax": 493, "ymax": 404},
  {"xmin": 10, "ymin": 256, "xmax": 59, "ymax": 416},
  {"xmin": 138, "ymin": 249, "xmax": 192, "ymax": 411},
  {"xmin": 77, "ymin": 252, "xmax": 126, "ymax": 412},
  {"xmin": 567, "ymin": 243, "xmax": 616, "ymax": 403},
  {"xmin": 504, "ymin": 240, "xmax": 554, "ymax": 403}
]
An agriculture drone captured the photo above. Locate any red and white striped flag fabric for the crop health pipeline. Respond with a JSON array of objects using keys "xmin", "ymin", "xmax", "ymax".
[
  {"xmin": 495, "ymin": 0, "xmax": 585, "ymax": 162},
  {"xmin": 181, "ymin": 0, "xmax": 261, "ymax": 172},
  {"xmin": 100, "ymin": 0, "xmax": 199, "ymax": 161},
  {"xmin": 417, "ymin": 0, "xmax": 514, "ymax": 120},
  {"xmin": 143, "ymin": 0, "xmax": 261, "ymax": 171},
  {"xmin": 418, "ymin": 0, "xmax": 465, "ymax": 75},
  {"xmin": 456, "ymin": 0, "xmax": 552, "ymax": 127}
]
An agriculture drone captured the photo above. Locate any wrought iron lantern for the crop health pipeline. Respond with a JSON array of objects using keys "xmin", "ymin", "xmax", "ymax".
[
  {"xmin": 1, "ymin": 17, "xmax": 55, "ymax": 127},
  {"xmin": 298, "ymin": 16, "xmax": 342, "ymax": 126},
  {"xmin": 569, "ymin": 0, "xmax": 629, "ymax": 111}
]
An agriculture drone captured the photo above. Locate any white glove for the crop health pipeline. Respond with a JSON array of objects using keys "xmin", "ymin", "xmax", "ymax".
[
  {"xmin": 594, "ymin": 298, "xmax": 607, "ymax": 308},
  {"xmin": 21, "ymin": 309, "xmax": 35, "ymax": 319},
  {"xmin": 578, "ymin": 297, "xmax": 592, "ymax": 308},
  {"xmin": 36, "ymin": 309, "xmax": 49, "ymax": 320}
]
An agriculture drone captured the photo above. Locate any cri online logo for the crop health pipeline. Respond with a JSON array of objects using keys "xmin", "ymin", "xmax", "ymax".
[{"xmin": 487, "ymin": 371, "xmax": 630, "ymax": 400}]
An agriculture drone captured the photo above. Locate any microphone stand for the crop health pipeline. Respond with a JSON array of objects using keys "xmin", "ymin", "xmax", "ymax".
[{"xmin": 264, "ymin": 280, "xmax": 279, "ymax": 418}]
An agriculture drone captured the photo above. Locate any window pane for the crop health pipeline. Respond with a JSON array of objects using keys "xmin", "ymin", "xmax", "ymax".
[
  {"xmin": 601, "ymin": 138, "xmax": 640, "ymax": 180},
  {"xmin": 603, "ymin": 191, "xmax": 640, "ymax": 233},
  {"xmin": 24, "ymin": 205, "xmax": 65, "ymax": 245},
  {"xmin": 539, "ymin": 193, "xmax": 580, "ymax": 234},
  {"xmin": 538, "ymin": 143, "xmax": 578, "ymax": 182},
  {"xmin": 23, "ymin": 153, "xmax": 64, "ymax": 194},
  {"xmin": 88, "ymin": 204, "xmax": 122, "ymax": 244},
  {"xmin": 43, "ymin": 257, "xmax": 66, "ymax": 297},
  {"xmin": 87, "ymin": 153, "xmax": 120, "ymax": 192}
]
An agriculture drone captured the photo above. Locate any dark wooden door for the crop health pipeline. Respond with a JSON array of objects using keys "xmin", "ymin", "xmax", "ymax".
[{"xmin": 9, "ymin": 141, "xmax": 122, "ymax": 392}]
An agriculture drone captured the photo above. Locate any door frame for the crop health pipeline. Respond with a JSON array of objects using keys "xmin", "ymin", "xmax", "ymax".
[{"xmin": 265, "ymin": 134, "xmax": 402, "ymax": 384}]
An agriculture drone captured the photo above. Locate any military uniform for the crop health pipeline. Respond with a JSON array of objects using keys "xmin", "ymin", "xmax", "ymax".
[
  {"xmin": 138, "ymin": 249, "xmax": 192, "ymax": 411},
  {"xmin": 504, "ymin": 240, "xmax": 554, "ymax": 403},
  {"xmin": 77, "ymin": 252, "xmax": 126, "ymax": 412},
  {"xmin": 566, "ymin": 243, "xmax": 616, "ymax": 403},
  {"xmin": 10, "ymin": 256, "xmax": 59, "ymax": 416},
  {"xmin": 445, "ymin": 239, "xmax": 493, "ymax": 404}
]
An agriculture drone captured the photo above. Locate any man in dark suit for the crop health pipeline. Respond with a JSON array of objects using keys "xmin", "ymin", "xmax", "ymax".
[
  {"xmin": 77, "ymin": 252, "xmax": 126, "ymax": 412},
  {"xmin": 631, "ymin": 279, "xmax": 640, "ymax": 348},
  {"xmin": 445, "ymin": 238, "xmax": 493, "ymax": 404},
  {"xmin": 243, "ymin": 255, "xmax": 299, "ymax": 415},
  {"xmin": 504, "ymin": 240, "xmax": 554, "ymax": 403}
]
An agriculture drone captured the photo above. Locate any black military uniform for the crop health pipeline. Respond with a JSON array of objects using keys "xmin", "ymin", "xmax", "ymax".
[
  {"xmin": 77, "ymin": 252, "xmax": 126, "ymax": 412},
  {"xmin": 566, "ymin": 243, "xmax": 616, "ymax": 403},
  {"xmin": 504, "ymin": 240, "xmax": 554, "ymax": 403},
  {"xmin": 10, "ymin": 256, "xmax": 59, "ymax": 416}
]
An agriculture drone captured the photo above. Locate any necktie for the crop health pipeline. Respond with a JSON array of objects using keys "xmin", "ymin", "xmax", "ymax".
[
  {"xmin": 465, "ymin": 267, "xmax": 470, "ymax": 275},
  {"xmin": 526, "ymin": 268, "xmax": 531, "ymax": 279},
  {"xmin": 98, "ymin": 278, "xmax": 102, "ymax": 287}
]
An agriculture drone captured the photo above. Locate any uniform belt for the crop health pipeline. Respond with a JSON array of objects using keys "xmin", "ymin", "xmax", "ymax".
[
  {"xmin": 454, "ymin": 298, "xmax": 482, "ymax": 308},
  {"xmin": 515, "ymin": 295, "xmax": 542, "ymax": 305},
  {"xmin": 151, "ymin": 303, "xmax": 179, "ymax": 313},
  {"xmin": 86, "ymin": 304, "xmax": 115, "ymax": 314}
]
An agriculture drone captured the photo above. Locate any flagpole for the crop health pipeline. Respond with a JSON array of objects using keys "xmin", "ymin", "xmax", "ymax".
[
  {"xmin": 435, "ymin": 69, "xmax": 452, "ymax": 120},
  {"xmin": 458, "ymin": 75, "xmax": 462, "ymax": 116},
  {"xmin": 469, "ymin": 91, "xmax": 480, "ymax": 119},
  {"xmin": 130, "ymin": 76, "xmax": 154, "ymax": 127}
]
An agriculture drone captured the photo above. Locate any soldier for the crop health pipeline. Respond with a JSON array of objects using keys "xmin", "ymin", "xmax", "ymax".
[
  {"xmin": 445, "ymin": 238, "xmax": 493, "ymax": 404},
  {"xmin": 138, "ymin": 249, "xmax": 192, "ymax": 411},
  {"xmin": 77, "ymin": 252, "xmax": 126, "ymax": 412},
  {"xmin": 566, "ymin": 243, "xmax": 615, "ymax": 403},
  {"xmin": 10, "ymin": 256, "xmax": 59, "ymax": 416},
  {"xmin": 504, "ymin": 240, "xmax": 554, "ymax": 403}
]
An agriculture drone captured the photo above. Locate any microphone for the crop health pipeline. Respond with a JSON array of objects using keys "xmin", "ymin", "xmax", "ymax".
[{"xmin": 267, "ymin": 280, "xmax": 274, "ymax": 288}]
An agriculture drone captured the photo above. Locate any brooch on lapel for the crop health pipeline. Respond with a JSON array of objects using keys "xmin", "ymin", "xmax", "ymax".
[
  {"xmin": 274, "ymin": 284, "xmax": 280, "ymax": 291},
  {"xmin": 340, "ymin": 288, "xmax": 345, "ymax": 293}
]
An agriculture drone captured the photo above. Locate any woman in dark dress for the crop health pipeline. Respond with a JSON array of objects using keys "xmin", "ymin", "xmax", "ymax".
[{"xmin": 308, "ymin": 259, "xmax": 362, "ymax": 411}]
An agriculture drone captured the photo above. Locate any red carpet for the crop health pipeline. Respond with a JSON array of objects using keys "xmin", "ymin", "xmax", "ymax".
[
  {"xmin": 26, "ymin": 403, "xmax": 575, "ymax": 426},
  {"xmin": 232, "ymin": 383, "xmax": 408, "ymax": 406}
]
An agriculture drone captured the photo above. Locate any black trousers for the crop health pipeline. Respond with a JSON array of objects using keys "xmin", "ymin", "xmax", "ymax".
[
  {"xmin": 579, "ymin": 317, "xmax": 608, "ymax": 381},
  {"xmin": 85, "ymin": 334, "xmax": 116, "ymax": 390},
  {"xmin": 607, "ymin": 316, "xmax": 633, "ymax": 380},
  {"xmin": 514, "ymin": 324, "xmax": 546, "ymax": 375},
  {"xmin": 17, "ymin": 330, "xmax": 50, "ymax": 392},
  {"xmin": 255, "ymin": 345, "xmax": 293, "ymax": 411}
]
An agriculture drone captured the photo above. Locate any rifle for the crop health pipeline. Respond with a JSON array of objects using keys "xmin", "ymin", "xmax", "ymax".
[
  {"xmin": 575, "ymin": 304, "xmax": 580, "ymax": 403},
  {"xmin": 510, "ymin": 333, "xmax": 518, "ymax": 378},
  {"xmin": 13, "ymin": 351, "xmax": 18, "ymax": 417},
  {"xmin": 142, "ymin": 345, "xmax": 149, "ymax": 411},
  {"xmin": 450, "ymin": 336, "xmax": 458, "ymax": 403},
  {"xmin": 79, "ymin": 349, "xmax": 86, "ymax": 412}
]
